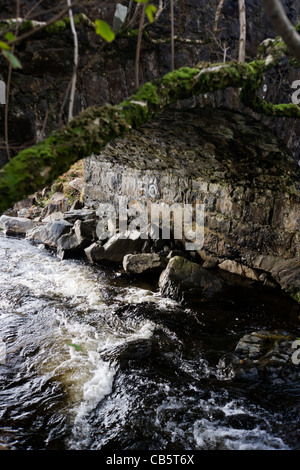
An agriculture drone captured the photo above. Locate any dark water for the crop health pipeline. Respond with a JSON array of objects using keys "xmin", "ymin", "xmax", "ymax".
[{"xmin": 0, "ymin": 234, "xmax": 299, "ymax": 450}]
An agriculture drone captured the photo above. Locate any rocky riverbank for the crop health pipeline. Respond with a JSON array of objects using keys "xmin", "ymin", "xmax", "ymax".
[
  {"xmin": 0, "ymin": 177, "xmax": 299, "ymax": 385},
  {"xmin": 0, "ymin": 179, "xmax": 299, "ymax": 308}
]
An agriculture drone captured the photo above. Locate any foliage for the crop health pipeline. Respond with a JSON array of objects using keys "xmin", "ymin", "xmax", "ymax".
[
  {"xmin": 95, "ymin": 19, "xmax": 115, "ymax": 43},
  {"xmin": 0, "ymin": 32, "xmax": 21, "ymax": 68}
]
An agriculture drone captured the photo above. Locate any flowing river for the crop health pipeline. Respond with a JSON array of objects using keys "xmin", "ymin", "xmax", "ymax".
[{"xmin": 0, "ymin": 233, "xmax": 299, "ymax": 450}]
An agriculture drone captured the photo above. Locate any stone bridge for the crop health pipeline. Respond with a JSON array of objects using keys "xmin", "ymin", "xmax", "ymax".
[{"xmin": 84, "ymin": 106, "xmax": 300, "ymax": 303}]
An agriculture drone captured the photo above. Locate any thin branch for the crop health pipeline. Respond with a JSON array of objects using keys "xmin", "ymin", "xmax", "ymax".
[
  {"xmin": 124, "ymin": 2, "xmax": 143, "ymax": 31},
  {"xmin": 170, "ymin": 0, "xmax": 175, "ymax": 71},
  {"xmin": 4, "ymin": 0, "xmax": 21, "ymax": 161},
  {"xmin": 67, "ymin": 0, "xmax": 79, "ymax": 121},
  {"xmin": 135, "ymin": 3, "xmax": 146, "ymax": 89},
  {"xmin": 5, "ymin": 0, "xmax": 81, "ymax": 46},
  {"xmin": 213, "ymin": 0, "xmax": 225, "ymax": 36}
]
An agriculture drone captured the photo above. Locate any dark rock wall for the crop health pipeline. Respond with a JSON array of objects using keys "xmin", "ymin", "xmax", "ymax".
[{"xmin": 0, "ymin": 0, "xmax": 299, "ymax": 167}]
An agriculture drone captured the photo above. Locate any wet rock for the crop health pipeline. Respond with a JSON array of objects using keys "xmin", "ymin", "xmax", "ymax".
[
  {"xmin": 159, "ymin": 256, "xmax": 225, "ymax": 303},
  {"xmin": 101, "ymin": 231, "xmax": 145, "ymax": 263},
  {"xmin": 247, "ymin": 255, "xmax": 300, "ymax": 303},
  {"xmin": 123, "ymin": 253, "xmax": 167, "ymax": 275},
  {"xmin": 217, "ymin": 330, "xmax": 299, "ymax": 383},
  {"xmin": 57, "ymin": 219, "xmax": 96, "ymax": 260},
  {"xmin": 0, "ymin": 215, "xmax": 33, "ymax": 236},
  {"xmin": 218, "ymin": 259, "xmax": 261, "ymax": 281},
  {"xmin": 84, "ymin": 230, "xmax": 145, "ymax": 264},
  {"xmin": 84, "ymin": 242, "xmax": 105, "ymax": 263},
  {"xmin": 26, "ymin": 219, "xmax": 73, "ymax": 248}
]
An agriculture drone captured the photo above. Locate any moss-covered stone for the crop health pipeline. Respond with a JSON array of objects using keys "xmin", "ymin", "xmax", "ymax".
[{"xmin": 0, "ymin": 27, "xmax": 298, "ymax": 214}]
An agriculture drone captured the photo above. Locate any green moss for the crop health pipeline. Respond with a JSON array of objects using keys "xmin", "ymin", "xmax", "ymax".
[
  {"xmin": 291, "ymin": 290, "xmax": 300, "ymax": 304},
  {"xmin": 45, "ymin": 20, "xmax": 67, "ymax": 34}
]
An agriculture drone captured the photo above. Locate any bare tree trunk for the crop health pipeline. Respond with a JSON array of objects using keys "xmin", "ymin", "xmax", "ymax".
[
  {"xmin": 238, "ymin": 0, "xmax": 246, "ymax": 62},
  {"xmin": 67, "ymin": 0, "xmax": 78, "ymax": 121},
  {"xmin": 170, "ymin": 0, "xmax": 175, "ymax": 71},
  {"xmin": 263, "ymin": 0, "xmax": 300, "ymax": 62},
  {"xmin": 135, "ymin": 3, "xmax": 146, "ymax": 89},
  {"xmin": 213, "ymin": 0, "xmax": 225, "ymax": 35},
  {"xmin": 4, "ymin": 0, "xmax": 20, "ymax": 161}
]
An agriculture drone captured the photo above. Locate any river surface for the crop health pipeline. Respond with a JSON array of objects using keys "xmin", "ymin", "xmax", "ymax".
[{"xmin": 0, "ymin": 233, "xmax": 299, "ymax": 451}]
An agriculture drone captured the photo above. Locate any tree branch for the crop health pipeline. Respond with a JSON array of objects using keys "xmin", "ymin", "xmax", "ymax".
[
  {"xmin": 263, "ymin": 0, "xmax": 300, "ymax": 63},
  {"xmin": 67, "ymin": 0, "xmax": 79, "ymax": 121}
]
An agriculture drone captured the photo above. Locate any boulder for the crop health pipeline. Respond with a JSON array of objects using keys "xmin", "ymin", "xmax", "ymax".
[
  {"xmin": 67, "ymin": 177, "xmax": 84, "ymax": 193},
  {"xmin": 159, "ymin": 256, "xmax": 225, "ymax": 302},
  {"xmin": 101, "ymin": 231, "xmax": 145, "ymax": 263},
  {"xmin": 74, "ymin": 219, "xmax": 95, "ymax": 246},
  {"xmin": 84, "ymin": 230, "xmax": 145, "ymax": 264},
  {"xmin": 84, "ymin": 242, "xmax": 105, "ymax": 263},
  {"xmin": 26, "ymin": 219, "xmax": 73, "ymax": 247},
  {"xmin": 56, "ymin": 219, "xmax": 96, "ymax": 260},
  {"xmin": 217, "ymin": 330, "xmax": 299, "ymax": 384},
  {"xmin": 123, "ymin": 253, "xmax": 167, "ymax": 274},
  {"xmin": 13, "ymin": 196, "xmax": 36, "ymax": 211},
  {"xmin": 41, "ymin": 192, "xmax": 70, "ymax": 218},
  {"xmin": 56, "ymin": 231, "xmax": 82, "ymax": 260},
  {"xmin": 0, "ymin": 215, "xmax": 33, "ymax": 236}
]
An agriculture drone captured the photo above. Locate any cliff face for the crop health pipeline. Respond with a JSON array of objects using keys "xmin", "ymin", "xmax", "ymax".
[{"xmin": 0, "ymin": 0, "xmax": 300, "ymax": 166}]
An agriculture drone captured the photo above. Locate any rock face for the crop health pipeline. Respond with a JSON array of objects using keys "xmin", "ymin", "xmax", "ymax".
[
  {"xmin": 159, "ymin": 256, "xmax": 225, "ymax": 303},
  {"xmin": 84, "ymin": 107, "xmax": 300, "ymax": 303}
]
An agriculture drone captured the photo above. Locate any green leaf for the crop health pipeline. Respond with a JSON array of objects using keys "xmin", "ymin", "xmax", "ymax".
[
  {"xmin": 145, "ymin": 4, "xmax": 156, "ymax": 23},
  {"xmin": 95, "ymin": 20, "xmax": 115, "ymax": 43},
  {"xmin": 135, "ymin": 0, "xmax": 149, "ymax": 3},
  {"xmin": 4, "ymin": 32, "xmax": 15, "ymax": 42},
  {"xmin": 0, "ymin": 41, "xmax": 11, "ymax": 51},
  {"xmin": 67, "ymin": 342, "xmax": 83, "ymax": 351},
  {"xmin": 2, "ymin": 50, "xmax": 22, "ymax": 68}
]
